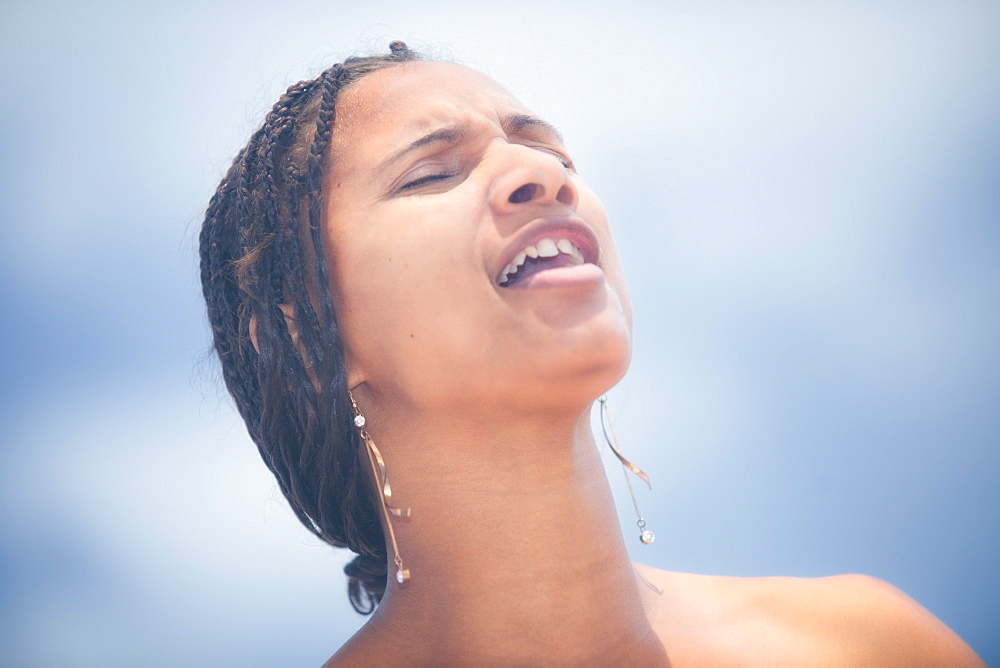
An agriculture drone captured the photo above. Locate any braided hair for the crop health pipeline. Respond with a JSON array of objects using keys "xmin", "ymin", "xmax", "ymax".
[{"xmin": 199, "ymin": 41, "xmax": 419, "ymax": 614}]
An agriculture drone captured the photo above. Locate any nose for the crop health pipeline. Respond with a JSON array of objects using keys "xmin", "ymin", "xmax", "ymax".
[{"xmin": 489, "ymin": 144, "xmax": 579, "ymax": 214}]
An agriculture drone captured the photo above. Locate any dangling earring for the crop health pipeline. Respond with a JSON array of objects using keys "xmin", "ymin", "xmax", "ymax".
[
  {"xmin": 349, "ymin": 392, "xmax": 412, "ymax": 584},
  {"xmin": 599, "ymin": 395, "xmax": 655, "ymax": 545}
]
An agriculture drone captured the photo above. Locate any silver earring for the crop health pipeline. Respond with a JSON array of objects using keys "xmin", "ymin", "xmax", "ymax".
[
  {"xmin": 350, "ymin": 392, "xmax": 412, "ymax": 584},
  {"xmin": 599, "ymin": 395, "xmax": 655, "ymax": 545}
]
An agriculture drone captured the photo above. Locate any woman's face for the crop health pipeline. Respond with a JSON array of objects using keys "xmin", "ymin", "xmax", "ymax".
[{"xmin": 324, "ymin": 61, "xmax": 631, "ymax": 415}]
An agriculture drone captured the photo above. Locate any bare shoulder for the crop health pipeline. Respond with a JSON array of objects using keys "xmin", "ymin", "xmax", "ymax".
[
  {"xmin": 635, "ymin": 564, "xmax": 983, "ymax": 666},
  {"xmin": 750, "ymin": 572, "xmax": 983, "ymax": 664}
]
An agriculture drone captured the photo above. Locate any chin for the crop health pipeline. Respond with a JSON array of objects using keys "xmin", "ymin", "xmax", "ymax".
[
  {"xmin": 581, "ymin": 329, "xmax": 632, "ymax": 399},
  {"xmin": 527, "ymin": 319, "xmax": 632, "ymax": 412}
]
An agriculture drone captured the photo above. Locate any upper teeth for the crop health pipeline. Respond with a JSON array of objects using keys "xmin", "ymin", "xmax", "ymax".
[{"xmin": 499, "ymin": 237, "xmax": 586, "ymax": 285}]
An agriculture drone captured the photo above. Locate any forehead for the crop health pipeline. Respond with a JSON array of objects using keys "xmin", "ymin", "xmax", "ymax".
[{"xmin": 329, "ymin": 61, "xmax": 532, "ymax": 163}]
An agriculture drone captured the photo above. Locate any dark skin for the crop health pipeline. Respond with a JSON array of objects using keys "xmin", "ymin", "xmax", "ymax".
[{"xmin": 316, "ymin": 62, "xmax": 982, "ymax": 666}]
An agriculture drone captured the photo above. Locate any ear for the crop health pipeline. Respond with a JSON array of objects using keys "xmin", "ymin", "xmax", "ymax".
[
  {"xmin": 251, "ymin": 304, "xmax": 369, "ymax": 390},
  {"xmin": 249, "ymin": 304, "xmax": 301, "ymax": 355},
  {"xmin": 342, "ymin": 322, "xmax": 367, "ymax": 390}
]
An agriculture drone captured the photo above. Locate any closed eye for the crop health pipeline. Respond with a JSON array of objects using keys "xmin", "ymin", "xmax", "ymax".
[
  {"xmin": 398, "ymin": 171, "xmax": 458, "ymax": 191},
  {"xmin": 530, "ymin": 145, "xmax": 575, "ymax": 171}
]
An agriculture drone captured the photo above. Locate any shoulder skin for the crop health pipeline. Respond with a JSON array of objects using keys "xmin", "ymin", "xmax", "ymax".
[{"xmin": 638, "ymin": 567, "xmax": 984, "ymax": 666}]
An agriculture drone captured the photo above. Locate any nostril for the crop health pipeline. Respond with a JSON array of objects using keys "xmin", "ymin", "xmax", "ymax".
[
  {"xmin": 508, "ymin": 183, "xmax": 541, "ymax": 204},
  {"xmin": 555, "ymin": 184, "xmax": 574, "ymax": 205}
]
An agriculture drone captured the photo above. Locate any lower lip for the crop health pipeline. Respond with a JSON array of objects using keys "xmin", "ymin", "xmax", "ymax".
[{"xmin": 503, "ymin": 263, "xmax": 605, "ymax": 290}]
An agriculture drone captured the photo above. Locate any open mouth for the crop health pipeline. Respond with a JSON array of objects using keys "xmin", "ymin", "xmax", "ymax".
[{"xmin": 497, "ymin": 237, "xmax": 587, "ymax": 287}]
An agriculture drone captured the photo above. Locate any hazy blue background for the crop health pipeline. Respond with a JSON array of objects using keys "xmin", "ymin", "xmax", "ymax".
[{"xmin": 1, "ymin": 1, "xmax": 997, "ymax": 665}]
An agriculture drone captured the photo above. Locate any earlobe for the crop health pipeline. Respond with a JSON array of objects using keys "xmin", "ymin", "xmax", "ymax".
[
  {"xmin": 345, "ymin": 353, "xmax": 366, "ymax": 389},
  {"xmin": 341, "ymin": 324, "xmax": 367, "ymax": 389}
]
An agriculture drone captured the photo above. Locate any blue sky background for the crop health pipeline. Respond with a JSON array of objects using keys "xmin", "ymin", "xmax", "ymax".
[{"xmin": 1, "ymin": 1, "xmax": 997, "ymax": 665}]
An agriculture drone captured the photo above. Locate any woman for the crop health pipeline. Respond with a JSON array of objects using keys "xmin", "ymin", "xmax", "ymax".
[{"xmin": 199, "ymin": 42, "xmax": 982, "ymax": 665}]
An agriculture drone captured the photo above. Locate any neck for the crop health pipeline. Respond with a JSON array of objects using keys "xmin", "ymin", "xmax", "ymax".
[{"xmin": 353, "ymin": 403, "xmax": 666, "ymax": 663}]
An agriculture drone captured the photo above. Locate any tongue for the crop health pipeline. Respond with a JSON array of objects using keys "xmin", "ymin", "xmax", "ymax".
[{"xmin": 506, "ymin": 254, "xmax": 575, "ymax": 287}]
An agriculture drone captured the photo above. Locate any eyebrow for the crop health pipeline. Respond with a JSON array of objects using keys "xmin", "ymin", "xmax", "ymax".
[{"xmin": 501, "ymin": 113, "xmax": 565, "ymax": 145}]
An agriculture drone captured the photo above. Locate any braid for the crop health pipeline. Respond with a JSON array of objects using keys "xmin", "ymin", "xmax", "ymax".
[
  {"xmin": 307, "ymin": 67, "xmax": 340, "ymax": 345},
  {"xmin": 198, "ymin": 43, "xmax": 421, "ymax": 615}
]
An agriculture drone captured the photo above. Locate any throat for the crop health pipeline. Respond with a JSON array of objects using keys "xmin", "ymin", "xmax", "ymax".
[{"xmin": 363, "ymin": 421, "xmax": 661, "ymax": 662}]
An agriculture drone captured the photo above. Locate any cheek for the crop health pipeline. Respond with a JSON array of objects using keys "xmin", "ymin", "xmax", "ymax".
[
  {"xmin": 323, "ymin": 201, "xmax": 486, "ymax": 387},
  {"xmin": 602, "ymin": 234, "xmax": 633, "ymax": 330},
  {"xmin": 577, "ymin": 193, "xmax": 633, "ymax": 328},
  {"xmin": 326, "ymin": 232, "xmax": 419, "ymax": 354}
]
